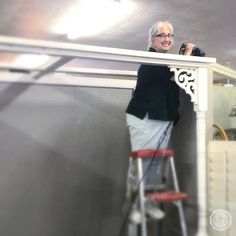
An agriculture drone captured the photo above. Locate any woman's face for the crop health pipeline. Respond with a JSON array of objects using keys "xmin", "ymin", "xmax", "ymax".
[{"xmin": 152, "ymin": 25, "xmax": 174, "ymax": 53}]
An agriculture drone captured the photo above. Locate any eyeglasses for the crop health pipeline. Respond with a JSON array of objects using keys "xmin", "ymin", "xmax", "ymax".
[{"xmin": 155, "ymin": 33, "xmax": 174, "ymax": 39}]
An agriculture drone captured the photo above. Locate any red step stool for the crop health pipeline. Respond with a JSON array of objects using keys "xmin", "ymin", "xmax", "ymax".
[{"xmin": 130, "ymin": 149, "xmax": 188, "ymax": 236}]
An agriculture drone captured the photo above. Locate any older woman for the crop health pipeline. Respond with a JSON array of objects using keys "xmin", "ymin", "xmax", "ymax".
[{"xmin": 125, "ymin": 20, "xmax": 195, "ymax": 222}]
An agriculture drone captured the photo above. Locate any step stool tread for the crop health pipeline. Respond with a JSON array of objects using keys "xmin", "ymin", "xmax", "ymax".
[
  {"xmin": 147, "ymin": 191, "xmax": 188, "ymax": 202},
  {"xmin": 131, "ymin": 149, "xmax": 173, "ymax": 159}
]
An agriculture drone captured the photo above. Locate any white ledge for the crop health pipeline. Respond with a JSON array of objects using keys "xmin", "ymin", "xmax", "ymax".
[{"xmin": 0, "ymin": 35, "xmax": 215, "ymax": 68}]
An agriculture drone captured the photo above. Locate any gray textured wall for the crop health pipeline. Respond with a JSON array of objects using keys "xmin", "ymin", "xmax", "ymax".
[
  {"xmin": 0, "ymin": 81, "xmax": 198, "ymax": 236},
  {"xmin": 0, "ymin": 82, "xmax": 131, "ymax": 236}
]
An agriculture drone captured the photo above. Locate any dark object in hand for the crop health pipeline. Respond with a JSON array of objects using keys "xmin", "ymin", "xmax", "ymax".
[{"xmin": 179, "ymin": 43, "xmax": 206, "ymax": 57}]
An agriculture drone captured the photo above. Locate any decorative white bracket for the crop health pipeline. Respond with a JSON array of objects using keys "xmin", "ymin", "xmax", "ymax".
[{"xmin": 170, "ymin": 67, "xmax": 197, "ymax": 104}]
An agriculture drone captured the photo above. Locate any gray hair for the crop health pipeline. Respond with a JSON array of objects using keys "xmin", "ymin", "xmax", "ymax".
[{"xmin": 147, "ymin": 21, "xmax": 174, "ymax": 49}]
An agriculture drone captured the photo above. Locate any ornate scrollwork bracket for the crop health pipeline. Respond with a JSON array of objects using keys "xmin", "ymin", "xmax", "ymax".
[{"xmin": 170, "ymin": 67, "xmax": 197, "ymax": 104}]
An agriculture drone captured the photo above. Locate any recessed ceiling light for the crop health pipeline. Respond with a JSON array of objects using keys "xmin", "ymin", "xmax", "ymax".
[
  {"xmin": 51, "ymin": 0, "xmax": 136, "ymax": 39},
  {"xmin": 14, "ymin": 54, "xmax": 50, "ymax": 69}
]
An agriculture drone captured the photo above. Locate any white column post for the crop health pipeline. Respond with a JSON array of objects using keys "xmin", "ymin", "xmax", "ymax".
[
  {"xmin": 195, "ymin": 67, "xmax": 208, "ymax": 236},
  {"xmin": 171, "ymin": 66, "xmax": 209, "ymax": 236}
]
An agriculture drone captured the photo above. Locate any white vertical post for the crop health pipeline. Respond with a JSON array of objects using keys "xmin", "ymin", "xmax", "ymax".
[
  {"xmin": 172, "ymin": 65, "xmax": 209, "ymax": 236},
  {"xmin": 195, "ymin": 67, "xmax": 208, "ymax": 236}
]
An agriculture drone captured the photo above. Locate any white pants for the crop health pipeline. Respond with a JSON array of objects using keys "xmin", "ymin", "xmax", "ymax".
[
  {"xmin": 126, "ymin": 113, "xmax": 173, "ymax": 186},
  {"xmin": 126, "ymin": 114, "xmax": 173, "ymax": 151}
]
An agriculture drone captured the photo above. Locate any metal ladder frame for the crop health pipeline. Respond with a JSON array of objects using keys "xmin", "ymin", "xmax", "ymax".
[{"xmin": 131, "ymin": 149, "xmax": 188, "ymax": 236}]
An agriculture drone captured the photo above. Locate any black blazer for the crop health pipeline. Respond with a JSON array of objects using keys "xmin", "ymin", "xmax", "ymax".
[{"xmin": 126, "ymin": 48, "xmax": 179, "ymax": 122}]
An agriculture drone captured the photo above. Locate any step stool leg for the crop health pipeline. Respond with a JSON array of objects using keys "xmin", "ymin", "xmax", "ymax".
[
  {"xmin": 175, "ymin": 200, "xmax": 188, "ymax": 236},
  {"xmin": 159, "ymin": 156, "xmax": 170, "ymax": 186},
  {"xmin": 169, "ymin": 156, "xmax": 188, "ymax": 236},
  {"xmin": 136, "ymin": 158, "xmax": 147, "ymax": 236}
]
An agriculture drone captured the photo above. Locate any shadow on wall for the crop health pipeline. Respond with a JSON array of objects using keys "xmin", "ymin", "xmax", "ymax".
[
  {"xmin": 170, "ymin": 90, "xmax": 198, "ymax": 236},
  {"xmin": 0, "ymin": 82, "xmax": 131, "ymax": 236}
]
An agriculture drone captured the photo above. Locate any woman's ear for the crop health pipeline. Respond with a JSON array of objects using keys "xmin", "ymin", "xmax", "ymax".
[{"xmin": 151, "ymin": 37, "xmax": 155, "ymax": 46}]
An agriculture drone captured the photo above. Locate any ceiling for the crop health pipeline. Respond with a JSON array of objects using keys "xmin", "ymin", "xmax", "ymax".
[{"xmin": 0, "ymin": 0, "xmax": 236, "ymax": 74}]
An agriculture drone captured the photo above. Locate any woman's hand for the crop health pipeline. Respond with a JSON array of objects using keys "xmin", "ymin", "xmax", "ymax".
[{"xmin": 183, "ymin": 43, "xmax": 196, "ymax": 56}]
